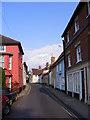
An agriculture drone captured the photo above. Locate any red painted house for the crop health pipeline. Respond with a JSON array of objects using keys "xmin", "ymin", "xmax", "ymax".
[{"xmin": 0, "ymin": 34, "xmax": 24, "ymax": 92}]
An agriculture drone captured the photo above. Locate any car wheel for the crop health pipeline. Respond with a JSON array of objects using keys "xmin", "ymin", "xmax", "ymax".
[{"xmin": 4, "ymin": 105, "xmax": 11, "ymax": 115}]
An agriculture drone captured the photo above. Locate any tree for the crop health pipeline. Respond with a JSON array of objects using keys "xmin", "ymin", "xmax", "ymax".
[{"xmin": 0, "ymin": 67, "xmax": 6, "ymax": 88}]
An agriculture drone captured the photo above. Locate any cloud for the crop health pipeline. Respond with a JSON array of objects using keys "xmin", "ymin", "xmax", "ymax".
[{"xmin": 23, "ymin": 44, "xmax": 63, "ymax": 70}]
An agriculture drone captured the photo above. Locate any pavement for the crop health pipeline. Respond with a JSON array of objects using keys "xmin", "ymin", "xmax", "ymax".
[
  {"xmin": 17, "ymin": 82, "xmax": 31, "ymax": 98},
  {"xmin": 43, "ymin": 84, "xmax": 89, "ymax": 119}
]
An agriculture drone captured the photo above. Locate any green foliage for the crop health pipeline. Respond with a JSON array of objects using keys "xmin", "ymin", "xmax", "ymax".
[{"xmin": 0, "ymin": 67, "xmax": 6, "ymax": 88}]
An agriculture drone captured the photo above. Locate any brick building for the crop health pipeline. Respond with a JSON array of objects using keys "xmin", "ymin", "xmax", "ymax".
[
  {"xmin": 62, "ymin": 2, "xmax": 90, "ymax": 103},
  {"xmin": 0, "ymin": 34, "xmax": 24, "ymax": 92}
]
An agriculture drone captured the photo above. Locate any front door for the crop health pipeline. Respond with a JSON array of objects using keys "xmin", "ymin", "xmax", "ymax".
[{"xmin": 81, "ymin": 69, "xmax": 85, "ymax": 101}]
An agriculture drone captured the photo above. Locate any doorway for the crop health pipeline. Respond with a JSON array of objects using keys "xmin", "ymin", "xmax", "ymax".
[{"xmin": 81, "ymin": 69, "xmax": 85, "ymax": 101}]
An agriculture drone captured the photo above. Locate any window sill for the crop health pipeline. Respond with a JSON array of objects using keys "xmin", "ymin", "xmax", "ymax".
[
  {"xmin": 67, "ymin": 66, "xmax": 71, "ymax": 68},
  {"xmin": 73, "ymin": 29, "xmax": 79, "ymax": 36},
  {"xmin": 76, "ymin": 60, "xmax": 82, "ymax": 64},
  {"xmin": 0, "ymin": 51, "xmax": 6, "ymax": 52}
]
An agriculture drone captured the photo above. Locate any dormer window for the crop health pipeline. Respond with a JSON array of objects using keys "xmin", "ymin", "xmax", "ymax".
[
  {"xmin": 67, "ymin": 31, "xmax": 69, "ymax": 43},
  {"xmin": 88, "ymin": 1, "xmax": 90, "ymax": 15},
  {"xmin": 0, "ymin": 46, "xmax": 6, "ymax": 52},
  {"xmin": 74, "ymin": 16, "xmax": 79, "ymax": 33}
]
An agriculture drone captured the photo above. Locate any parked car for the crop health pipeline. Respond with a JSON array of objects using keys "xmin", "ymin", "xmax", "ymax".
[
  {"xmin": 2, "ymin": 88, "xmax": 17, "ymax": 105},
  {"xmin": 0, "ymin": 89, "xmax": 11, "ymax": 115}
]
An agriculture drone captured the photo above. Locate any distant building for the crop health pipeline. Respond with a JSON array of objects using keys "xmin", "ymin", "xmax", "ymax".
[
  {"xmin": 32, "ymin": 66, "xmax": 42, "ymax": 83},
  {"xmin": 42, "ymin": 62, "xmax": 49, "ymax": 85},
  {"xmin": 49, "ymin": 56, "xmax": 56, "ymax": 88},
  {"xmin": 55, "ymin": 52, "xmax": 65, "ymax": 91},
  {"xmin": 0, "ymin": 34, "xmax": 24, "ymax": 92}
]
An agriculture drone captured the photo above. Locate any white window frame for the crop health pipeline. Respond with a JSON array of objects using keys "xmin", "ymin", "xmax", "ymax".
[
  {"xmin": 73, "ymin": 72, "xmax": 80, "ymax": 94},
  {"xmin": 0, "ymin": 46, "xmax": 6, "ymax": 52},
  {"xmin": 88, "ymin": 1, "xmax": 90, "ymax": 15},
  {"xmin": 76, "ymin": 45, "xmax": 81, "ymax": 63},
  {"xmin": 67, "ymin": 74, "xmax": 72, "ymax": 92},
  {"xmin": 9, "ymin": 56, "xmax": 12, "ymax": 70},
  {"xmin": 9, "ymin": 77, "xmax": 12, "ymax": 89},
  {"xmin": 67, "ymin": 53, "xmax": 71, "ymax": 67},
  {"xmin": 67, "ymin": 31, "xmax": 69, "ymax": 43},
  {"xmin": 74, "ymin": 16, "xmax": 79, "ymax": 33},
  {"xmin": 0, "ymin": 55, "xmax": 4, "ymax": 68}
]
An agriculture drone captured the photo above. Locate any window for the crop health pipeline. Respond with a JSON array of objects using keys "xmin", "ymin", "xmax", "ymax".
[
  {"xmin": 67, "ymin": 74, "xmax": 72, "ymax": 92},
  {"xmin": 9, "ymin": 56, "xmax": 12, "ymax": 70},
  {"xmin": 0, "ymin": 46, "xmax": 6, "ymax": 52},
  {"xmin": 67, "ymin": 53, "xmax": 71, "ymax": 67},
  {"xmin": 9, "ymin": 77, "xmax": 12, "ymax": 89},
  {"xmin": 88, "ymin": 1, "xmax": 90, "ymax": 15},
  {"xmin": 76, "ymin": 45, "xmax": 81, "ymax": 63},
  {"xmin": 74, "ymin": 16, "xmax": 79, "ymax": 33},
  {"xmin": 73, "ymin": 72, "xmax": 80, "ymax": 93},
  {"xmin": 67, "ymin": 31, "xmax": 69, "ymax": 43},
  {"xmin": 60, "ymin": 63, "xmax": 61, "ymax": 72},
  {"xmin": 0, "ymin": 55, "xmax": 4, "ymax": 68},
  {"xmin": 56, "ymin": 65, "xmax": 58, "ymax": 72}
]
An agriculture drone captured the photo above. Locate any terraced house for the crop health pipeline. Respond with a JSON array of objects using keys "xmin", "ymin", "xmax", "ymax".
[
  {"xmin": 0, "ymin": 34, "xmax": 24, "ymax": 92},
  {"xmin": 62, "ymin": 2, "xmax": 90, "ymax": 103}
]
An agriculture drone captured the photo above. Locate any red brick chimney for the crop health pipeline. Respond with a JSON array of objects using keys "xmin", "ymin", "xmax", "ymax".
[
  {"xmin": 39, "ymin": 65, "xmax": 41, "ymax": 70},
  {"xmin": 46, "ymin": 62, "xmax": 49, "ymax": 70},
  {"xmin": 51, "ymin": 56, "xmax": 55, "ymax": 65}
]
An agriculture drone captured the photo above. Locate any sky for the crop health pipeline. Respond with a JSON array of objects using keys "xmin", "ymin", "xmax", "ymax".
[{"xmin": 2, "ymin": 2, "xmax": 79, "ymax": 70}]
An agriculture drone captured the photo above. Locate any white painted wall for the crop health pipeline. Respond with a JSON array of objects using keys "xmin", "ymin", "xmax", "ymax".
[
  {"xmin": 32, "ymin": 75, "xmax": 39, "ymax": 83},
  {"xmin": 23, "ymin": 64, "xmax": 26, "ymax": 86}
]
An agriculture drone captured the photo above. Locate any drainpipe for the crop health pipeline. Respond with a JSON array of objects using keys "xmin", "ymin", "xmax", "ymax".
[{"xmin": 63, "ymin": 40, "xmax": 67, "ymax": 94}]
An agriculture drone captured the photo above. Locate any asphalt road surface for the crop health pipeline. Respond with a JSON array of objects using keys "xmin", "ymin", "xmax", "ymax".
[{"xmin": 3, "ymin": 84, "xmax": 76, "ymax": 119}]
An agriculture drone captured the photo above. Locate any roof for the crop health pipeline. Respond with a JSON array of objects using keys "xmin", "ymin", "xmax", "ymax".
[
  {"xmin": 49, "ymin": 51, "xmax": 64, "ymax": 70},
  {"xmin": 0, "ymin": 34, "xmax": 24, "ymax": 55},
  {"xmin": 32, "ymin": 68, "xmax": 42, "ymax": 75},
  {"xmin": 61, "ymin": 2, "xmax": 84, "ymax": 37}
]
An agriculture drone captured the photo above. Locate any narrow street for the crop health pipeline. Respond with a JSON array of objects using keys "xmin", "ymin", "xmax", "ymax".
[{"xmin": 3, "ymin": 84, "xmax": 75, "ymax": 119}]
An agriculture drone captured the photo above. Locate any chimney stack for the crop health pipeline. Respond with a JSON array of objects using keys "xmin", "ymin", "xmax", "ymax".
[
  {"xmin": 51, "ymin": 56, "xmax": 55, "ymax": 65},
  {"xmin": 46, "ymin": 62, "xmax": 49, "ymax": 70},
  {"xmin": 39, "ymin": 65, "xmax": 41, "ymax": 70}
]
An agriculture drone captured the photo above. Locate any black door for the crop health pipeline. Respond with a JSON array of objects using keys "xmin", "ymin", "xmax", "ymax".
[{"xmin": 81, "ymin": 70, "xmax": 85, "ymax": 101}]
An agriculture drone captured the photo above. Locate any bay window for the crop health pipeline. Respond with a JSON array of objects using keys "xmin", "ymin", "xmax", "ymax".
[
  {"xmin": 73, "ymin": 72, "xmax": 80, "ymax": 93},
  {"xmin": 67, "ymin": 74, "xmax": 72, "ymax": 92}
]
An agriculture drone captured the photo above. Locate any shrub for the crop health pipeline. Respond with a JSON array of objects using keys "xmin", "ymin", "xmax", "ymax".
[{"xmin": 0, "ymin": 67, "xmax": 6, "ymax": 88}]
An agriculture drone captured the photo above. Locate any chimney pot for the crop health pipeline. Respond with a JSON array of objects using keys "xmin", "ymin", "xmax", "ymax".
[{"xmin": 51, "ymin": 56, "xmax": 55, "ymax": 65}]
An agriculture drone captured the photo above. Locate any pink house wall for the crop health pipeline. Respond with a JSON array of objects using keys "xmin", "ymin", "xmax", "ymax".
[{"xmin": 4, "ymin": 45, "xmax": 23, "ymax": 92}]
